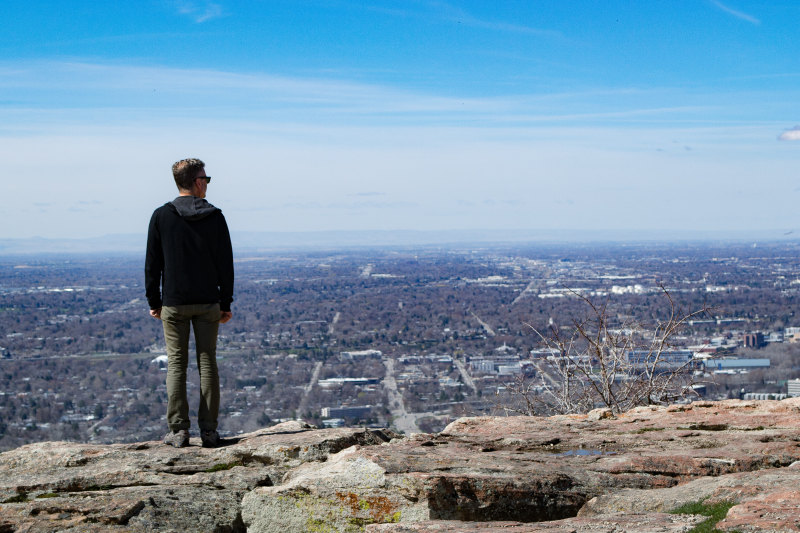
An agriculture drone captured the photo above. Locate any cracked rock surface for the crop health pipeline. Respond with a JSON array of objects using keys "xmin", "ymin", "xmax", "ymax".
[
  {"xmin": 4, "ymin": 400, "xmax": 800, "ymax": 532},
  {"xmin": 0, "ymin": 421, "xmax": 394, "ymax": 532}
]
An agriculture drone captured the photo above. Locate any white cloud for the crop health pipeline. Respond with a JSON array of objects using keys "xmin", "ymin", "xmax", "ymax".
[
  {"xmin": 779, "ymin": 126, "xmax": 800, "ymax": 141},
  {"xmin": 709, "ymin": 0, "xmax": 760, "ymax": 25},
  {"xmin": 0, "ymin": 61, "xmax": 728, "ymax": 134},
  {"xmin": 0, "ymin": 60, "xmax": 796, "ymax": 238},
  {"xmin": 173, "ymin": 1, "xmax": 224, "ymax": 23},
  {"xmin": 423, "ymin": 1, "xmax": 563, "ymax": 38},
  {"xmin": 0, "ymin": 61, "xmax": 499, "ymax": 119},
  {"xmin": 358, "ymin": 1, "xmax": 562, "ymax": 38},
  {"xmin": 0, "ymin": 120, "xmax": 795, "ymax": 239}
]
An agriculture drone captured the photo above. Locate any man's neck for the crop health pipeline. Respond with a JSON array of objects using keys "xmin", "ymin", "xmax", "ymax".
[{"xmin": 178, "ymin": 185, "xmax": 205, "ymax": 198}]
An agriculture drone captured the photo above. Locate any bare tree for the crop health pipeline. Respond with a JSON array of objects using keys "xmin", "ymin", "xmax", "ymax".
[{"xmin": 502, "ymin": 286, "xmax": 710, "ymax": 416}]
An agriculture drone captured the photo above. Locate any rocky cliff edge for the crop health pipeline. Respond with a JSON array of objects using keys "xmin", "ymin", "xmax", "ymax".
[{"xmin": 3, "ymin": 399, "xmax": 800, "ymax": 532}]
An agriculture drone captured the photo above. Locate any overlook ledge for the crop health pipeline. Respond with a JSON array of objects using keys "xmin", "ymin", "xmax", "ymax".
[{"xmin": 3, "ymin": 399, "xmax": 800, "ymax": 532}]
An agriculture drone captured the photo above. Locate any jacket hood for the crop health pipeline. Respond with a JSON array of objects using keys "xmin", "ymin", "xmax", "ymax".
[{"xmin": 170, "ymin": 196, "xmax": 219, "ymax": 221}]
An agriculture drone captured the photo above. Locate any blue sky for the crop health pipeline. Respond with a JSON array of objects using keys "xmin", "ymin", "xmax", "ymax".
[{"xmin": 2, "ymin": 1, "xmax": 799, "ymax": 241}]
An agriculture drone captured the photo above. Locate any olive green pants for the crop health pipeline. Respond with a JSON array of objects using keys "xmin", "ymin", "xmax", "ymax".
[{"xmin": 161, "ymin": 303, "xmax": 221, "ymax": 432}]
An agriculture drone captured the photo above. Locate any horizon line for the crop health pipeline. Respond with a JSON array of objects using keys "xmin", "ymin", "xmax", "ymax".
[{"xmin": 1, "ymin": 228, "xmax": 798, "ymax": 257}]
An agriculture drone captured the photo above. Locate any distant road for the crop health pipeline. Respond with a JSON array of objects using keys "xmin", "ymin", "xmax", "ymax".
[
  {"xmin": 382, "ymin": 358, "xmax": 420, "ymax": 434},
  {"xmin": 470, "ymin": 312, "xmax": 496, "ymax": 337},
  {"xmin": 360, "ymin": 264, "xmax": 374, "ymax": 278},
  {"xmin": 511, "ymin": 280, "xmax": 537, "ymax": 306},
  {"xmin": 327, "ymin": 311, "xmax": 341, "ymax": 335},
  {"xmin": 297, "ymin": 361, "xmax": 323, "ymax": 418},
  {"xmin": 102, "ymin": 297, "xmax": 144, "ymax": 315},
  {"xmin": 532, "ymin": 359, "xmax": 559, "ymax": 388},
  {"xmin": 453, "ymin": 356, "xmax": 477, "ymax": 394}
]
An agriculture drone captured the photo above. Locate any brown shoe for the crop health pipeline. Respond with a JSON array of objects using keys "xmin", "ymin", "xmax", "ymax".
[{"xmin": 164, "ymin": 429, "xmax": 190, "ymax": 448}]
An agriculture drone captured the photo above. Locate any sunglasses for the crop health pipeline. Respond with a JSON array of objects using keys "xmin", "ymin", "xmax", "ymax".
[{"xmin": 195, "ymin": 176, "xmax": 211, "ymax": 184}]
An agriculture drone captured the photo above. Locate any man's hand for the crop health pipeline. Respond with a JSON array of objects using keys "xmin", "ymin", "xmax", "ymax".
[
  {"xmin": 150, "ymin": 308, "xmax": 162, "ymax": 319},
  {"xmin": 220, "ymin": 311, "xmax": 233, "ymax": 324}
]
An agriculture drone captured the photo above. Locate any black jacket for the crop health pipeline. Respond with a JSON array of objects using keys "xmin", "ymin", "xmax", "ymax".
[{"xmin": 145, "ymin": 196, "xmax": 234, "ymax": 312}]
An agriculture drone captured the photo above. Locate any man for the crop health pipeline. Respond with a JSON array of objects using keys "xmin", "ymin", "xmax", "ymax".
[{"xmin": 145, "ymin": 158, "xmax": 234, "ymax": 448}]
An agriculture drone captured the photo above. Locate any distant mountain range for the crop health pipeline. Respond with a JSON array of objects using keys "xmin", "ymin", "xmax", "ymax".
[{"xmin": 0, "ymin": 229, "xmax": 796, "ymax": 256}]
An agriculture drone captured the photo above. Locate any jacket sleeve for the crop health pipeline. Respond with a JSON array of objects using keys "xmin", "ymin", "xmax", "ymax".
[
  {"xmin": 216, "ymin": 213, "xmax": 234, "ymax": 312},
  {"xmin": 144, "ymin": 209, "xmax": 164, "ymax": 309}
]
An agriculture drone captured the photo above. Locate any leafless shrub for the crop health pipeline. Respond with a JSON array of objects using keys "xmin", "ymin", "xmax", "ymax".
[{"xmin": 500, "ymin": 286, "xmax": 710, "ymax": 416}]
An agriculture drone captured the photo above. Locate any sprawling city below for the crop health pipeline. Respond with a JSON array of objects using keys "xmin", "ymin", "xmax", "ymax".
[{"xmin": 2, "ymin": 240, "xmax": 800, "ymax": 451}]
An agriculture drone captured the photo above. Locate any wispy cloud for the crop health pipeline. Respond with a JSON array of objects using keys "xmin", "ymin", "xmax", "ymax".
[
  {"xmin": 173, "ymin": 1, "xmax": 224, "ymax": 23},
  {"xmin": 709, "ymin": 0, "xmax": 760, "ymax": 25},
  {"xmin": 430, "ymin": 1, "xmax": 563, "ymax": 38},
  {"xmin": 356, "ymin": 0, "xmax": 562, "ymax": 39},
  {"xmin": 778, "ymin": 125, "xmax": 800, "ymax": 141},
  {"xmin": 0, "ymin": 60, "xmax": 778, "ymax": 133},
  {"xmin": 0, "ymin": 61, "xmax": 500, "ymax": 117}
]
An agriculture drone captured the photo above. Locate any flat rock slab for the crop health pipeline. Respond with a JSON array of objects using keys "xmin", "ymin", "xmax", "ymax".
[
  {"xmin": 366, "ymin": 513, "xmax": 704, "ymax": 532},
  {"xmin": 5, "ymin": 400, "xmax": 800, "ymax": 532},
  {"xmin": 717, "ymin": 489, "xmax": 800, "ymax": 532},
  {"xmin": 581, "ymin": 463, "xmax": 800, "ymax": 533},
  {"xmin": 0, "ymin": 421, "xmax": 394, "ymax": 533},
  {"xmin": 0, "ymin": 422, "xmax": 394, "ymax": 500},
  {"xmin": 0, "ymin": 485, "xmax": 245, "ymax": 532},
  {"xmin": 442, "ymin": 399, "xmax": 800, "ymax": 480},
  {"xmin": 243, "ymin": 399, "xmax": 800, "ymax": 531}
]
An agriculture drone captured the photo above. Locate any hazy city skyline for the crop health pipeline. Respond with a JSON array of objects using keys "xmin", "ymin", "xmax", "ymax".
[{"xmin": 2, "ymin": 1, "xmax": 799, "ymax": 241}]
